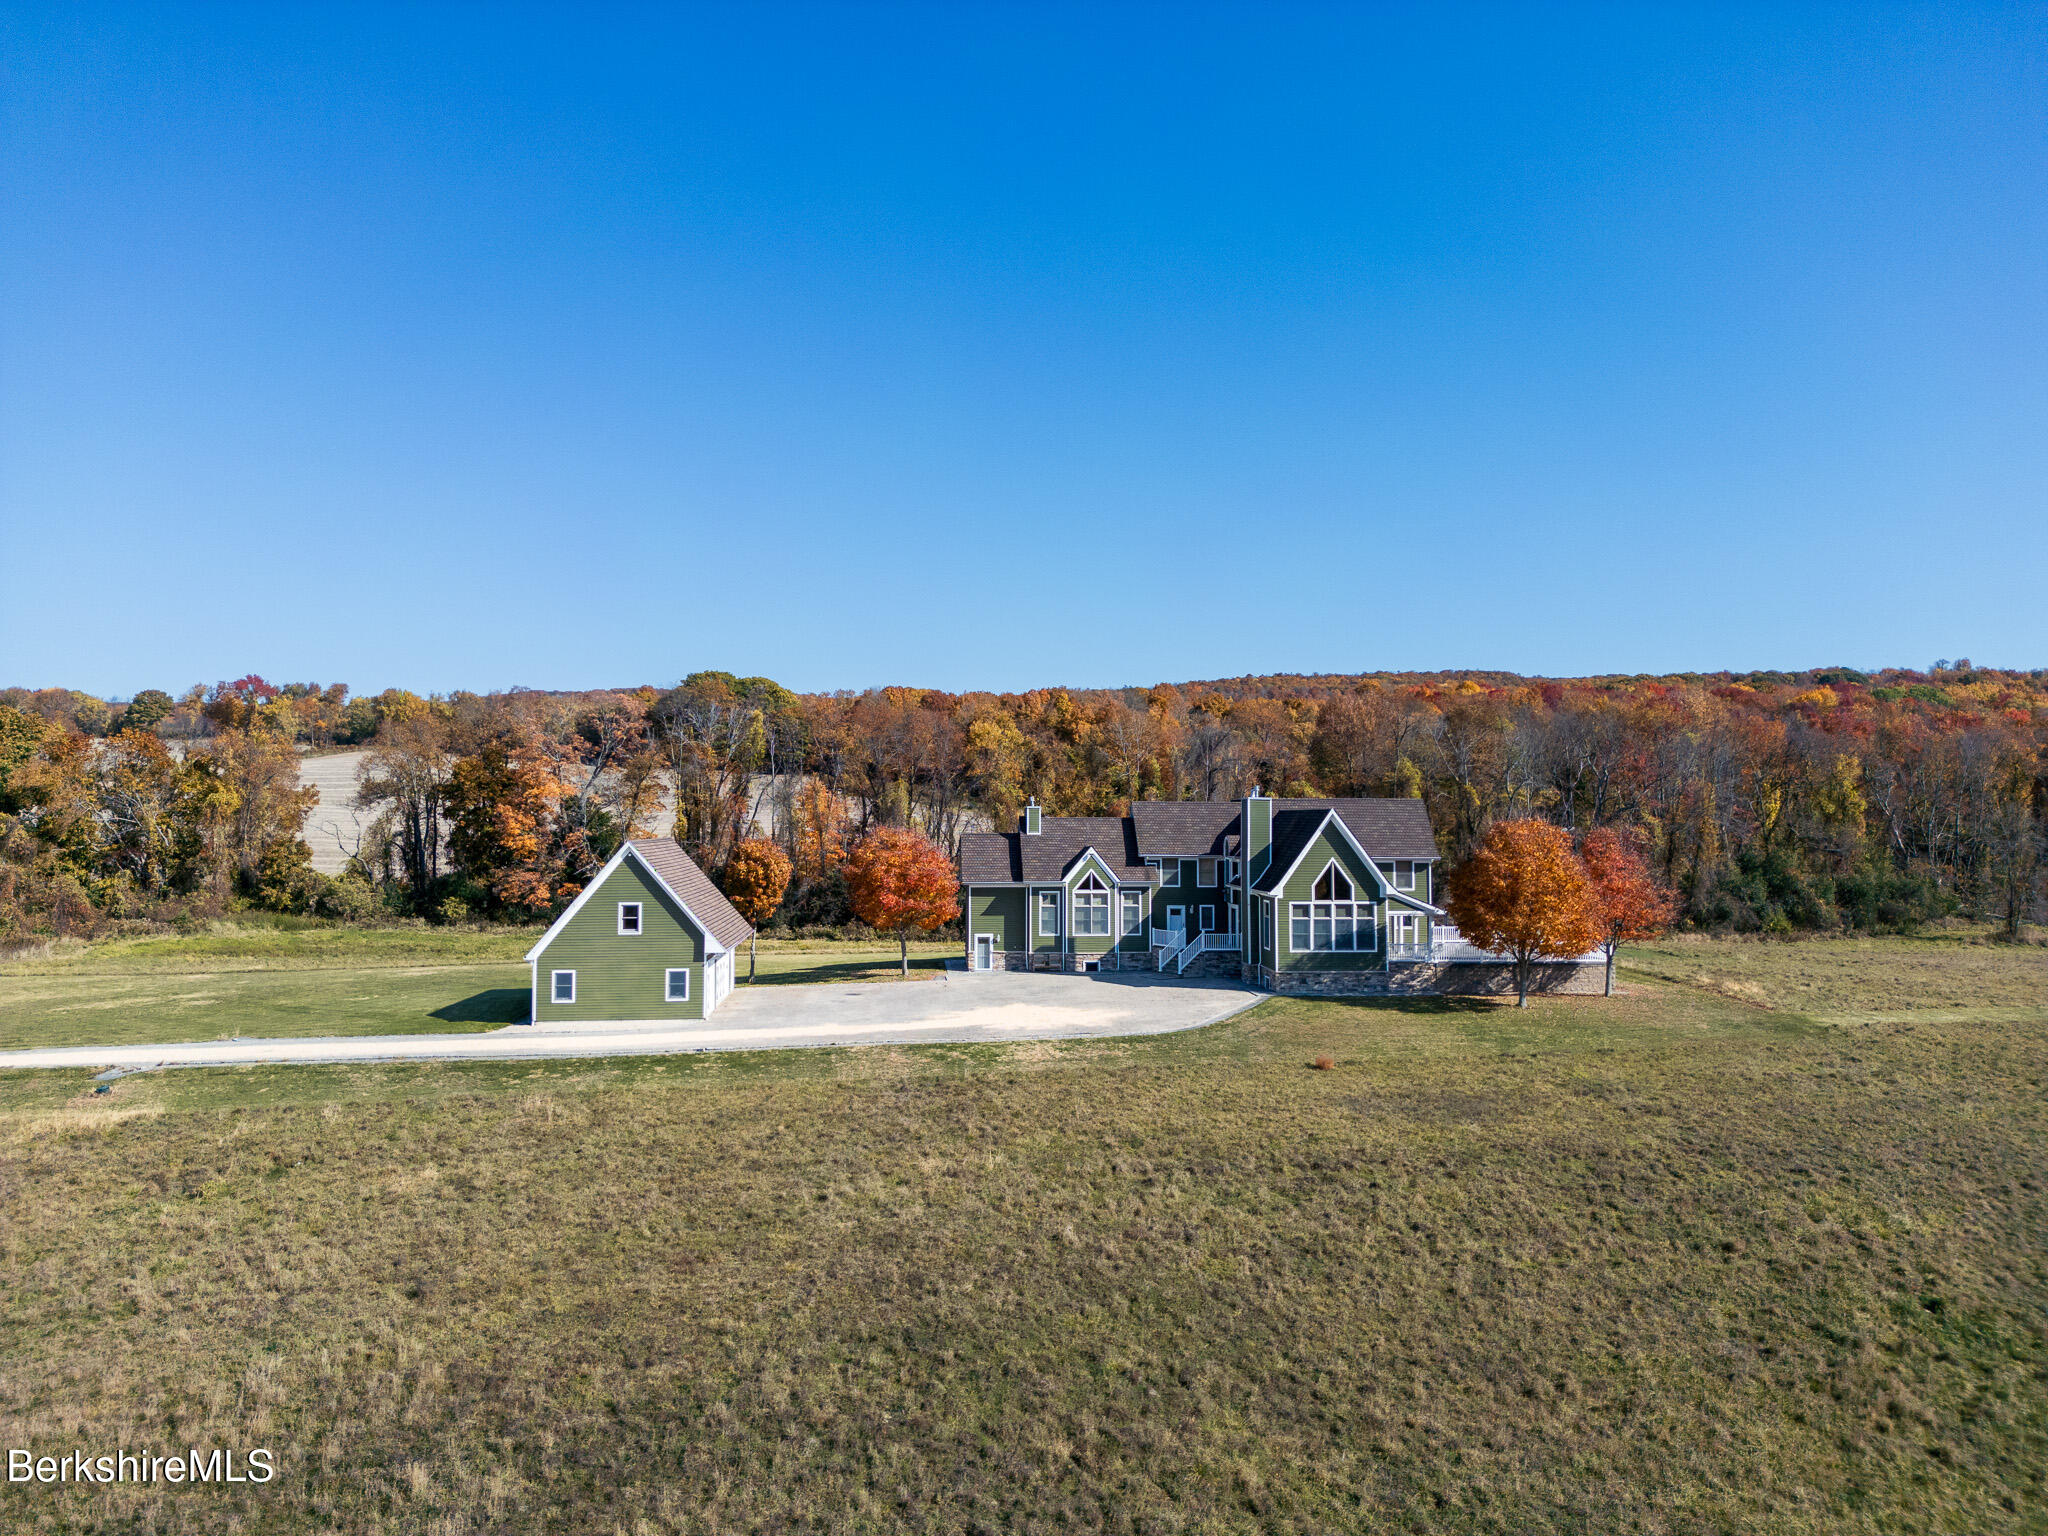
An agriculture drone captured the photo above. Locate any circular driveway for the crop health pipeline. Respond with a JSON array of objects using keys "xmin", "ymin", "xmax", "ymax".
[{"xmin": 0, "ymin": 968, "xmax": 1264, "ymax": 1073}]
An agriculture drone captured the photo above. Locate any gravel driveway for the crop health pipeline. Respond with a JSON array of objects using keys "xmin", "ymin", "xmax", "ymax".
[{"xmin": 0, "ymin": 969, "xmax": 1264, "ymax": 1073}]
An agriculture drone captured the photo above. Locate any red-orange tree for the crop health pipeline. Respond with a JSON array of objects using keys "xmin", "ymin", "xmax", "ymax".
[
  {"xmin": 720, "ymin": 837, "xmax": 792, "ymax": 981},
  {"xmin": 1579, "ymin": 826, "xmax": 1677, "ymax": 996},
  {"xmin": 1443, "ymin": 818, "xmax": 1600, "ymax": 1007},
  {"xmin": 844, "ymin": 827, "xmax": 958, "ymax": 975}
]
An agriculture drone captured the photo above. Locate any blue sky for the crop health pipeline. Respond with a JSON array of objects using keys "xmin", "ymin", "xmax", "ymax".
[{"xmin": 4, "ymin": 4, "xmax": 2043, "ymax": 697}]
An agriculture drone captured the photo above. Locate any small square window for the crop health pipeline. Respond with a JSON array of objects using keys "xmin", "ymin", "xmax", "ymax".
[
  {"xmin": 665, "ymin": 968, "xmax": 690, "ymax": 1002},
  {"xmin": 618, "ymin": 902, "xmax": 643, "ymax": 935},
  {"xmin": 551, "ymin": 970, "xmax": 575, "ymax": 1004}
]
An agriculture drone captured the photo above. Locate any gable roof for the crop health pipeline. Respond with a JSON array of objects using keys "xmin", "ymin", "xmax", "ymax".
[
  {"xmin": 1277, "ymin": 798, "xmax": 1437, "ymax": 862},
  {"xmin": 957, "ymin": 816, "xmax": 1149, "ymax": 884},
  {"xmin": 1129, "ymin": 800, "xmax": 1240, "ymax": 858},
  {"xmin": 957, "ymin": 797, "xmax": 1439, "ymax": 886},
  {"xmin": 627, "ymin": 838, "xmax": 756, "ymax": 951},
  {"xmin": 1251, "ymin": 806, "xmax": 1446, "ymax": 913},
  {"xmin": 1251, "ymin": 808, "xmax": 1335, "ymax": 893},
  {"xmin": 524, "ymin": 837, "xmax": 754, "ymax": 961}
]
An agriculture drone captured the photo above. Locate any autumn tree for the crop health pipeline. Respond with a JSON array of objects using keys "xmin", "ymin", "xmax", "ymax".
[
  {"xmin": 1578, "ymin": 826, "xmax": 1677, "ymax": 996},
  {"xmin": 721, "ymin": 837, "xmax": 791, "ymax": 980},
  {"xmin": 444, "ymin": 739, "xmax": 566, "ymax": 918},
  {"xmin": 844, "ymin": 827, "xmax": 958, "ymax": 975},
  {"xmin": 1444, "ymin": 818, "xmax": 1600, "ymax": 1007}
]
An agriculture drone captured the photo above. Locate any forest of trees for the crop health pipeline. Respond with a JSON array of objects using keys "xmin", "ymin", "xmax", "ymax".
[{"xmin": 2, "ymin": 661, "xmax": 2043, "ymax": 944}]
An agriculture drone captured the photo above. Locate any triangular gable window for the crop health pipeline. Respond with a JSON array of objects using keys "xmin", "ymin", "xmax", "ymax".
[{"xmin": 1312, "ymin": 863, "xmax": 1354, "ymax": 901}]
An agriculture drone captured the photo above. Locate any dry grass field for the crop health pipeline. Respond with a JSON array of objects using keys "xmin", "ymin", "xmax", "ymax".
[{"xmin": 0, "ymin": 933, "xmax": 2043, "ymax": 1534}]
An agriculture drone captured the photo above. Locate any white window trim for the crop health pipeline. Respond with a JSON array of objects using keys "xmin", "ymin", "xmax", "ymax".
[
  {"xmin": 1288, "ymin": 898, "xmax": 1378, "ymax": 954},
  {"xmin": 1311, "ymin": 859, "xmax": 1357, "ymax": 903},
  {"xmin": 1120, "ymin": 890, "xmax": 1144, "ymax": 937},
  {"xmin": 551, "ymin": 969, "xmax": 576, "ymax": 1004},
  {"xmin": 1038, "ymin": 889, "xmax": 1062, "ymax": 937},
  {"xmin": 617, "ymin": 901, "xmax": 643, "ymax": 936},
  {"xmin": 1199, "ymin": 904, "xmax": 1215, "ymax": 932},
  {"xmin": 1197, "ymin": 857, "xmax": 1217, "ymax": 887},
  {"xmin": 664, "ymin": 967, "xmax": 690, "ymax": 1002},
  {"xmin": 1073, "ymin": 873, "xmax": 1110, "ymax": 937}
]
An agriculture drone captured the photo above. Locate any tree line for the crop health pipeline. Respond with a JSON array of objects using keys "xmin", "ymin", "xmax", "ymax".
[{"xmin": 2, "ymin": 660, "xmax": 2043, "ymax": 944}]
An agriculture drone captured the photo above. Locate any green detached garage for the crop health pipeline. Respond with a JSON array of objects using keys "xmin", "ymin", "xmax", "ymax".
[{"xmin": 524, "ymin": 838, "xmax": 755, "ymax": 1024}]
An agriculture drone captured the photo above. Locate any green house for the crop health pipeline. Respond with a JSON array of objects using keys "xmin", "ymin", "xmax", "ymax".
[
  {"xmin": 957, "ymin": 792, "xmax": 1450, "ymax": 994},
  {"xmin": 523, "ymin": 838, "xmax": 753, "ymax": 1024}
]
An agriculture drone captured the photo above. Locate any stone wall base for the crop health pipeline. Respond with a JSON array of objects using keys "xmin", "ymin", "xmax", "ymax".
[
  {"xmin": 1249, "ymin": 960, "xmax": 1607, "ymax": 997},
  {"xmin": 969, "ymin": 950, "xmax": 1156, "ymax": 974}
]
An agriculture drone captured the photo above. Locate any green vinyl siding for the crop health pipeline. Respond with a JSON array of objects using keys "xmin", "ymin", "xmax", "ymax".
[
  {"xmin": 1031, "ymin": 888, "xmax": 1062, "ymax": 954},
  {"xmin": 969, "ymin": 888, "xmax": 1026, "ymax": 952},
  {"xmin": 1147, "ymin": 857, "xmax": 1229, "ymax": 928},
  {"xmin": 532, "ymin": 854, "xmax": 707, "ymax": 1022},
  {"xmin": 1273, "ymin": 825, "xmax": 1388, "ymax": 972}
]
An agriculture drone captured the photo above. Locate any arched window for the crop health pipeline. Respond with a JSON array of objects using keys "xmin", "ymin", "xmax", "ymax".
[
  {"xmin": 1290, "ymin": 860, "xmax": 1376, "ymax": 954},
  {"xmin": 1072, "ymin": 872, "xmax": 1111, "ymax": 936}
]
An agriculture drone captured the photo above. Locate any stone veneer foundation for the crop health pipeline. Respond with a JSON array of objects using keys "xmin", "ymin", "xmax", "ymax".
[
  {"xmin": 970, "ymin": 953, "xmax": 1607, "ymax": 995},
  {"xmin": 1249, "ymin": 961, "xmax": 1606, "ymax": 996}
]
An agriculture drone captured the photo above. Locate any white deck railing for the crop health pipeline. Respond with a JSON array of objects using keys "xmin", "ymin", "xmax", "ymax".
[
  {"xmin": 1391, "ymin": 925, "xmax": 1605, "ymax": 964},
  {"xmin": 1158, "ymin": 929, "xmax": 1242, "ymax": 974}
]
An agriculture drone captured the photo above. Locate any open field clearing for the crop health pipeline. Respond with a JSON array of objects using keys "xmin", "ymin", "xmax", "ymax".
[
  {"xmin": 1623, "ymin": 931, "xmax": 2048, "ymax": 1017},
  {"xmin": 0, "ymin": 936, "xmax": 2042, "ymax": 1533},
  {"xmin": 0, "ymin": 926, "xmax": 957, "ymax": 1052}
]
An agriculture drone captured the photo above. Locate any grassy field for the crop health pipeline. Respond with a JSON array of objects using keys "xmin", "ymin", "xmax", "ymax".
[
  {"xmin": 0, "ymin": 934, "xmax": 2043, "ymax": 1533},
  {"xmin": 0, "ymin": 925, "xmax": 958, "ymax": 1051}
]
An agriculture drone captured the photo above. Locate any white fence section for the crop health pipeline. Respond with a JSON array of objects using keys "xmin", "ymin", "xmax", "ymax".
[{"xmin": 1396, "ymin": 924, "xmax": 1605, "ymax": 965}]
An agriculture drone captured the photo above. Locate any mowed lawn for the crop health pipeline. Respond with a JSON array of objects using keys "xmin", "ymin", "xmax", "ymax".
[
  {"xmin": 0, "ymin": 935, "xmax": 2043, "ymax": 1534},
  {"xmin": 0, "ymin": 925, "xmax": 957, "ymax": 1051}
]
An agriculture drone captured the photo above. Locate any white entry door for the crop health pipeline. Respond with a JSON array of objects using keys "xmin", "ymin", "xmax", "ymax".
[{"xmin": 973, "ymin": 934, "xmax": 994, "ymax": 971}]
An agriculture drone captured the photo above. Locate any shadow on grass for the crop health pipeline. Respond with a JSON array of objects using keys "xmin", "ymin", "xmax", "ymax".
[
  {"xmin": 431, "ymin": 988, "xmax": 532, "ymax": 1024},
  {"xmin": 745, "ymin": 957, "xmax": 951, "ymax": 987}
]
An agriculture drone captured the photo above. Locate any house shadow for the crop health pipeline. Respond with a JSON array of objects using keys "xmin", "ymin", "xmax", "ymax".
[{"xmin": 431, "ymin": 988, "xmax": 533, "ymax": 1025}]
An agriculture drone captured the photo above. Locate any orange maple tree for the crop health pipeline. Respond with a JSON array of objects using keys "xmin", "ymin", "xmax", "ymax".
[
  {"xmin": 1579, "ymin": 826, "xmax": 1678, "ymax": 996},
  {"xmin": 1443, "ymin": 818, "xmax": 1600, "ymax": 1007},
  {"xmin": 720, "ymin": 837, "xmax": 792, "ymax": 982},
  {"xmin": 844, "ymin": 827, "xmax": 959, "ymax": 975}
]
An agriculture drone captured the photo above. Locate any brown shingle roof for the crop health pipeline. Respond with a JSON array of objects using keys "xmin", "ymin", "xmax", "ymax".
[
  {"xmin": 1279, "ymin": 798, "xmax": 1438, "ymax": 862},
  {"xmin": 957, "ymin": 817, "xmax": 1149, "ymax": 884},
  {"xmin": 629, "ymin": 838, "xmax": 755, "ymax": 951},
  {"xmin": 1129, "ymin": 800, "xmax": 1241, "ymax": 858}
]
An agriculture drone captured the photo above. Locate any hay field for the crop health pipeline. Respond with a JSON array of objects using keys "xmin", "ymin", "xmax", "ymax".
[{"xmin": 0, "ymin": 936, "xmax": 2042, "ymax": 1533}]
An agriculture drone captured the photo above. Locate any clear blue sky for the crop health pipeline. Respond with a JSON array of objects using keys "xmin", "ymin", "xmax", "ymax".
[{"xmin": 4, "ymin": 5, "xmax": 2044, "ymax": 698}]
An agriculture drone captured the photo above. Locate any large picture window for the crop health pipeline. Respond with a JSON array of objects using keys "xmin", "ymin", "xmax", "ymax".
[
  {"xmin": 1073, "ymin": 873, "xmax": 1110, "ymax": 936},
  {"xmin": 1038, "ymin": 890, "xmax": 1061, "ymax": 937},
  {"xmin": 1288, "ymin": 863, "xmax": 1377, "ymax": 953}
]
